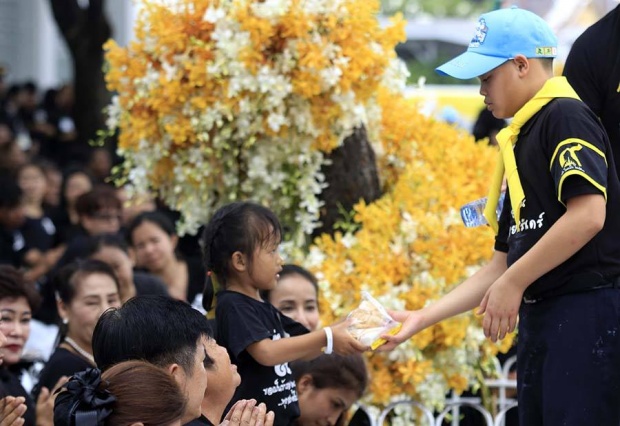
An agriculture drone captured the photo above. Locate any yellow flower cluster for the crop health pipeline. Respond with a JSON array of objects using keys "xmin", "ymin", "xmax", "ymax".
[
  {"xmin": 311, "ymin": 92, "xmax": 515, "ymax": 407},
  {"xmin": 105, "ymin": 2, "xmax": 225, "ymax": 149},
  {"xmin": 104, "ymin": 0, "xmax": 406, "ymax": 235}
]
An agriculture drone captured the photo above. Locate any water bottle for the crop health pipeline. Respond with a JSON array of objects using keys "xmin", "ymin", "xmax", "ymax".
[{"xmin": 460, "ymin": 192, "xmax": 505, "ymax": 228}]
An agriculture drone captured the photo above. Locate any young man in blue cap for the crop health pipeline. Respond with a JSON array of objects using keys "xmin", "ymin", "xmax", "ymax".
[{"xmin": 381, "ymin": 6, "xmax": 620, "ymax": 425}]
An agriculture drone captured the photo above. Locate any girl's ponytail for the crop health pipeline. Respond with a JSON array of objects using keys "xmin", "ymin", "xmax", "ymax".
[
  {"xmin": 202, "ymin": 273, "xmax": 215, "ymax": 312},
  {"xmin": 201, "ymin": 210, "xmax": 225, "ymax": 312}
]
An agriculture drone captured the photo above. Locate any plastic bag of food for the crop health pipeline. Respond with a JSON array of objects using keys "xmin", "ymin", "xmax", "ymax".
[{"xmin": 347, "ymin": 291, "xmax": 402, "ymax": 350}]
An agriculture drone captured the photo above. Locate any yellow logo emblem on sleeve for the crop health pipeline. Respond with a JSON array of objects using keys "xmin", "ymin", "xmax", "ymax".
[{"xmin": 559, "ymin": 144, "xmax": 583, "ymax": 169}]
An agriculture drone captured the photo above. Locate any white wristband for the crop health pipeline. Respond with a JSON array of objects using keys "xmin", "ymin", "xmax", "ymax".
[{"xmin": 323, "ymin": 327, "xmax": 333, "ymax": 355}]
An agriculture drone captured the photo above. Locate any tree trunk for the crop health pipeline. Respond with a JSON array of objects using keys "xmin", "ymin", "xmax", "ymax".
[
  {"xmin": 49, "ymin": 0, "xmax": 112, "ymax": 159},
  {"xmin": 314, "ymin": 126, "xmax": 382, "ymax": 237}
]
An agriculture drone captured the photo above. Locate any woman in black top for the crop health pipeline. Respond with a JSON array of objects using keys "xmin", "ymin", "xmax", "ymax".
[
  {"xmin": 0, "ymin": 265, "xmax": 42, "ymax": 425},
  {"xmin": 127, "ymin": 211, "xmax": 205, "ymax": 310},
  {"xmin": 35, "ymin": 260, "xmax": 121, "ymax": 399},
  {"xmin": 17, "ymin": 162, "xmax": 56, "ymax": 251},
  {"xmin": 49, "ymin": 168, "xmax": 93, "ymax": 246},
  {"xmin": 84, "ymin": 233, "xmax": 169, "ymax": 303},
  {"xmin": 16, "ymin": 162, "xmax": 63, "ymax": 283},
  {"xmin": 0, "ymin": 324, "xmax": 29, "ymax": 425}
]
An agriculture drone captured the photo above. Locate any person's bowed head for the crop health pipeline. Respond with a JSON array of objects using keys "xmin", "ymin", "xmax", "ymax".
[{"xmin": 54, "ymin": 362, "xmax": 187, "ymax": 426}]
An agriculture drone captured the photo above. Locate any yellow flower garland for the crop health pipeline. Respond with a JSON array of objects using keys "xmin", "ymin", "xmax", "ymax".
[{"xmin": 309, "ymin": 91, "xmax": 515, "ymax": 408}]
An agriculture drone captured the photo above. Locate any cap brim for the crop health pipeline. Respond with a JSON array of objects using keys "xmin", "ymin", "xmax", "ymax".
[{"xmin": 435, "ymin": 51, "xmax": 508, "ymax": 80}]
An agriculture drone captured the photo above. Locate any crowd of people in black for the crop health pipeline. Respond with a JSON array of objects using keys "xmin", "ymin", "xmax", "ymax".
[
  {"xmin": 2, "ymin": 2, "xmax": 618, "ymax": 423},
  {"xmin": 0, "ymin": 74, "xmax": 370, "ymax": 425}
]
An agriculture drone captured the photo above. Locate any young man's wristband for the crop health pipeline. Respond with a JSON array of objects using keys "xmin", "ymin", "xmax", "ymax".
[{"xmin": 323, "ymin": 327, "xmax": 333, "ymax": 355}]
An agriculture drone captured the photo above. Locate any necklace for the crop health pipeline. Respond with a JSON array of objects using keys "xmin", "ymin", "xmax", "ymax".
[{"xmin": 64, "ymin": 337, "xmax": 96, "ymax": 365}]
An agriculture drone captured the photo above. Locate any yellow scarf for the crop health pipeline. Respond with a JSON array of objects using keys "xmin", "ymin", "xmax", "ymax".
[{"xmin": 483, "ymin": 77, "xmax": 581, "ymax": 233}]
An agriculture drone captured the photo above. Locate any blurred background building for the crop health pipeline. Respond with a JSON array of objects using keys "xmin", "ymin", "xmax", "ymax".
[{"xmin": 1, "ymin": 0, "xmax": 617, "ymax": 131}]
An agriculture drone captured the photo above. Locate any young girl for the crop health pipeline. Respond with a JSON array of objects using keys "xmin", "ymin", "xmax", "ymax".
[{"xmin": 202, "ymin": 202, "xmax": 366, "ymax": 426}]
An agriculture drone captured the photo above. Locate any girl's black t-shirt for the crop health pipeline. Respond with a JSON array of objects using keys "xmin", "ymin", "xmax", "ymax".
[{"xmin": 216, "ymin": 290, "xmax": 307, "ymax": 426}]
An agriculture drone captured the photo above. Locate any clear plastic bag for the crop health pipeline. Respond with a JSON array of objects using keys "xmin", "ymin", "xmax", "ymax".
[{"xmin": 347, "ymin": 291, "xmax": 402, "ymax": 350}]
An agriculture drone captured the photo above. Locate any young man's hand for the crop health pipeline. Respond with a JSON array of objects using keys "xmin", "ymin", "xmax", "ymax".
[
  {"xmin": 478, "ymin": 276, "xmax": 523, "ymax": 342},
  {"xmin": 378, "ymin": 310, "xmax": 426, "ymax": 351}
]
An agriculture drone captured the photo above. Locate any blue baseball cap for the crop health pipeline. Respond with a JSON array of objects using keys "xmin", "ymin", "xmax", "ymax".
[{"xmin": 436, "ymin": 7, "xmax": 557, "ymax": 80}]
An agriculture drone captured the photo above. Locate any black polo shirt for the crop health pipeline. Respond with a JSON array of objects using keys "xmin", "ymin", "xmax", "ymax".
[
  {"xmin": 564, "ymin": 5, "xmax": 620, "ymax": 174},
  {"xmin": 494, "ymin": 98, "xmax": 620, "ymax": 300}
]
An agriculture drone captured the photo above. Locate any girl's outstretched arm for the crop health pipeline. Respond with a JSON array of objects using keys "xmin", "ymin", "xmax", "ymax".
[{"xmin": 247, "ymin": 319, "xmax": 366, "ymax": 366}]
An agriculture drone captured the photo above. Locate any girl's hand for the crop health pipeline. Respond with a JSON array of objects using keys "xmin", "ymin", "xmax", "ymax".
[
  {"xmin": 36, "ymin": 376, "xmax": 69, "ymax": 426},
  {"xmin": 331, "ymin": 320, "xmax": 368, "ymax": 355},
  {"xmin": 377, "ymin": 310, "xmax": 425, "ymax": 351},
  {"xmin": 0, "ymin": 396, "xmax": 27, "ymax": 426},
  {"xmin": 221, "ymin": 399, "xmax": 275, "ymax": 426}
]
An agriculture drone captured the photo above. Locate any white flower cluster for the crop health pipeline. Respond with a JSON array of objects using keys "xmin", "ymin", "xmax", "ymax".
[{"xmin": 111, "ymin": 0, "xmax": 406, "ymax": 240}]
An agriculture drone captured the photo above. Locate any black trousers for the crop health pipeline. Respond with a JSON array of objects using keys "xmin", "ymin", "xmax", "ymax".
[{"xmin": 517, "ymin": 288, "xmax": 620, "ymax": 426}]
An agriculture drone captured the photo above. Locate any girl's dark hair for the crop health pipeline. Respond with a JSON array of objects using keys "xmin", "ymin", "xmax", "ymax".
[
  {"xmin": 261, "ymin": 264, "xmax": 319, "ymax": 303},
  {"xmin": 291, "ymin": 353, "xmax": 368, "ymax": 398},
  {"xmin": 201, "ymin": 202, "xmax": 282, "ymax": 312},
  {"xmin": 53, "ymin": 361, "xmax": 186, "ymax": 426},
  {"xmin": 0, "ymin": 265, "xmax": 41, "ymax": 312},
  {"xmin": 125, "ymin": 210, "xmax": 176, "ymax": 244}
]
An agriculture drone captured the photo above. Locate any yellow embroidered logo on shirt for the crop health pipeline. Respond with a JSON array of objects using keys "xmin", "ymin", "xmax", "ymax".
[{"xmin": 559, "ymin": 144, "xmax": 583, "ymax": 169}]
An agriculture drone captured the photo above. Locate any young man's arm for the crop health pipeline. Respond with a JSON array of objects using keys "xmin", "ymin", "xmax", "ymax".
[
  {"xmin": 380, "ymin": 249, "xmax": 508, "ymax": 351},
  {"xmin": 479, "ymin": 193, "xmax": 605, "ymax": 341}
]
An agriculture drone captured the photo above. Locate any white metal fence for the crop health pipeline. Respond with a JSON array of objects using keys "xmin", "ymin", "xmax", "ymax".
[{"xmin": 355, "ymin": 356, "xmax": 518, "ymax": 426}]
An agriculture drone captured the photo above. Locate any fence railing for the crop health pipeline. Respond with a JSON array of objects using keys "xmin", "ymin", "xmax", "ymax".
[{"xmin": 356, "ymin": 356, "xmax": 518, "ymax": 426}]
